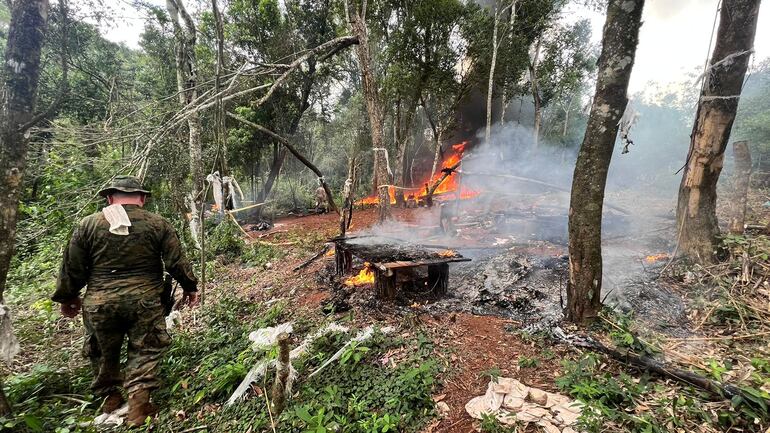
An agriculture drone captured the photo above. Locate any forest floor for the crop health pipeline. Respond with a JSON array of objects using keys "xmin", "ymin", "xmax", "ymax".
[{"xmin": 2, "ymin": 192, "xmax": 770, "ymax": 432}]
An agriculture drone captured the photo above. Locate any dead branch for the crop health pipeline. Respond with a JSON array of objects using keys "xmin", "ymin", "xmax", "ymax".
[
  {"xmin": 137, "ymin": 35, "xmax": 358, "ymax": 178},
  {"xmin": 554, "ymin": 328, "xmax": 765, "ymax": 407},
  {"xmin": 228, "ymin": 112, "xmax": 339, "ymax": 215},
  {"xmin": 293, "ymin": 244, "xmax": 331, "ymax": 272}
]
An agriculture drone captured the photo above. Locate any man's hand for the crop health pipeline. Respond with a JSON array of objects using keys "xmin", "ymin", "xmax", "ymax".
[
  {"xmin": 181, "ymin": 291, "xmax": 199, "ymax": 308},
  {"xmin": 60, "ymin": 297, "xmax": 82, "ymax": 318}
]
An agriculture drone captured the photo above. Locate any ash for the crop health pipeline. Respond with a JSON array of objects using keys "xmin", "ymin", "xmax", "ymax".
[{"xmin": 431, "ymin": 248, "xmax": 569, "ymax": 331}]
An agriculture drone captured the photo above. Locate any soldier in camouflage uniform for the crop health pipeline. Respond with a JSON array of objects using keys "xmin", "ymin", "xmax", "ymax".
[{"xmin": 52, "ymin": 175, "xmax": 198, "ymax": 426}]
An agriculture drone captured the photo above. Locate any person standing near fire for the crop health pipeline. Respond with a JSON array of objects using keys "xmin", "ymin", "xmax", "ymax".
[{"xmin": 52, "ymin": 175, "xmax": 199, "ymax": 426}]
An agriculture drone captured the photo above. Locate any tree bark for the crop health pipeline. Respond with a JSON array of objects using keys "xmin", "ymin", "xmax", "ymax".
[
  {"xmin": 676, "ymin": 0, "xmax": 760, "ymax": 262},
  {"xmin": 530, "ymin": 37, "xmax": 542, "ymax": 150},
  {"xmin": 729, "ymin": 140, "xmax": 752, "ymax": 234},
  {"xmin": 485, "ymin": 4, "xmax": 501, "ymax": 144},
  {"xmin": 347, "ymin": 0, "xmax": 391, "ymax": 222},
  {"xmin": 167, "ymin": 0, "xmax": 204, "ymax": 246},
  {"xmin": 0, "ymin": 0, "xmax": 51, "ymax": 416},
  {"xmin": 567, "ymin": 0, "xmax": 644, "ymax": 323}
]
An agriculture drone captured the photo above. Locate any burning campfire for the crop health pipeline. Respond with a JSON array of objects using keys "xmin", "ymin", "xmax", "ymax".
[
  {"xmin": 437, "ymin": 250, "xmax": 458, "ymax": 258},
  {"xmin": 357, "ymin": 141, "xmax": 480, "ymax": 205},
  {"xmin": 644, "ymin": 253, "xmax": 669, "ymax": 264},
  {"xmin": 344, "ymin": 262, "xmax": 375, "ymax": 287}
]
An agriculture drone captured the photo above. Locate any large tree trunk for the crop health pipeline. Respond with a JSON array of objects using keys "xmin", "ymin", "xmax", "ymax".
[
  {"xmin": 728, "ymin": 140, "xmax": 752, "ymax": 234},
  {"xmin": 0, "ymin": 0, "xmax": 50, "ymax": 415},
  {"xmin": 167, "ymin": 0, "xmax": 204, "ymax": 246},
  {"xmin": 567, "ymin": 0, "xmax": 644, "ymax": 323},
  {"xmin": 347, "ymin": 0, "xmax": 391, "ymax": 222},
  {"xmin": 676, "ymin": 0, "xmax": 760, "ymax": 262}
]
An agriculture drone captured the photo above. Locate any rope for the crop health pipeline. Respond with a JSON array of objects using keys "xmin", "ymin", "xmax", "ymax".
[
  {"xmin": 700, "ymin": 95, "xmax": 742, "ymax": 101},
  {"xmin": 695, "ymin": 49, "xmax": 754, "ymax": 85}
]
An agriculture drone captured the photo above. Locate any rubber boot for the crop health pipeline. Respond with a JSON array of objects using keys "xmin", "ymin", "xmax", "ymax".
[
  {"xmin": 102, "ymin": 391, "xmax": 125, "ymax": 414},
  {"xmin": 125, "ymin": 389, "xmax": 157, "ymax": 427}
]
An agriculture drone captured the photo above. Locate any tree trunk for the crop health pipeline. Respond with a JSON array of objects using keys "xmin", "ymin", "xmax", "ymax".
[
  {"xmin": 347, "ymin": 0, "xmax": 391, "ymax": 222},
  {"xmin": 729, "ymin": 140, "xmax": 752, "ymax": 234},
  {"xmin": 676, "ymin": 0, "xmax": 760, "ymax": 262},
  {"xmin": 258, "ymin": 144, "xmax": 287, "ymax": 204},
  {"xmin": 567, "ymin": 0, "xmax": 644, "ymax": 324},
  {"xmin": 562, "ymin": 96, "xmax": 573, "ymax": 138},
  {"xmin": 212, "ymin": 0, "xmax": 228, "ymax": 208},
  {"xmin": 530, "ymin": 37, "xmax": 542, "ymax": 151},
  {"xmin": 167, "ymin": 0, "xmax": 204, "ymax": 246},
  {"xmin": 485, "ymin": 5, "xmax": 501, "ymax": 143},
  {"xmin": 0, "ymin": 0, "xmax": 50, "ymax": 416}
]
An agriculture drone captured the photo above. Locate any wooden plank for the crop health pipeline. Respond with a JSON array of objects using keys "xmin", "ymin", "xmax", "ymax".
[{"xmin": 379, "ymin": 257, "xmax": 471, "ymax": 270}]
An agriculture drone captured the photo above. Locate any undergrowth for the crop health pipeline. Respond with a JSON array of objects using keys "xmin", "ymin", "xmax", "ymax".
[{"xmin": 2, "ymin": 289, "xmax": 441, "ymax": 433}]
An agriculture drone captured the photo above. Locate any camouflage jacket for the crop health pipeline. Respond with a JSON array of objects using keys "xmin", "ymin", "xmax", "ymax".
[{"xmin": 52, "ymin": 205, "xmax": 198, "ymax": 305}]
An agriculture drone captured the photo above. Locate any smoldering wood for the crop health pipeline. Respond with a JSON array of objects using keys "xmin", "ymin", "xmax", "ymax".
[
  {"xmin": 729, "ymin": 140, "xmax": 752, "ymax": 234},
  {"xmin": 334, "ymin": 236, "xmax": 469, "ymax": 300}
]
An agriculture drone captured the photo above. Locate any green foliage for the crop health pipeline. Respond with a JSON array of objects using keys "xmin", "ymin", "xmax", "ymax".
[
  {"xmin": 479, "ymin": 413, "xmax": 518, "ymax": 432},
  {"xmin": 558, "ymin": 353, "xmax": 769, "ymax": 432},
  {"xmin": 517, "ymin": 356, "xmax": 539, "ymax": 368},
  {"xmin": 207, "ymin": 219, "xmax": 245, "ymax": 259},
  {"xmin": 242, "ymin": 243, "xmax": 282, "ymax": 267}
]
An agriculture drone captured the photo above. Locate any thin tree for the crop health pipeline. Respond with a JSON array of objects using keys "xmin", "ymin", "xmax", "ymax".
[
  {"xmin": 485, "ymin": 0, "xmax": 516, "ymax": 143},
  {"xmin": 166, "ymin": 0, "xmax": 204, "ymax": 246},
  {"xmin": 346, "ymin": 0, "xmax": 391, "ymax": 222},
  {"xmin": 567, "ymin": 0, "xmax": 645, "ymax": 323},
  {"xmin": 0, "ymin": 0, "xmax": 52, "ymax": 415},
  {"xmin": 676, "ymin": 0, "xmax": 761, "ymax": 262}
]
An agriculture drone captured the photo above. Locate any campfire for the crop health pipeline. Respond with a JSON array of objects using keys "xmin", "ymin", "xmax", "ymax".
[
  {"xmin": 437, "ymin": 250, "xmax": 458, "ymax": 258},
  {"xmin": 344, "ymin": 263, "xmax": 375, "ymax": 287},
  {"xmin": 356, "ymin": 141, "xmax": 480, "ymax": 206}
]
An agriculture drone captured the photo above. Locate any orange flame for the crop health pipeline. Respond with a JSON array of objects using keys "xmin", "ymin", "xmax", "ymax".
[
  {"xmin": 344, "ymin": 263, "xmax": 375, "ymax": 286},
  {"xmin": 325, "ymin": 248, "xmax": 335, "ymax": 257},
  {"xmin": 644, "ymin": 253, "xmax": 668, "ymax": 264},
  {"xmin": 437, "ymin": 250, "xmax": 458, "ymax": 258},
  {"xmin": 355, "ymin": 141, "xmax": 480, "ymax": 205}
]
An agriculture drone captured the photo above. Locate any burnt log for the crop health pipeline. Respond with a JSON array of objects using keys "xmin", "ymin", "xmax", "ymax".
[
  {"xmin": 335, "ymin": 247, "xmax": 353, "ymax": 276},
  {"xmin": 375, "ymin": 269, "xmax": 397, "ymax": 300}
]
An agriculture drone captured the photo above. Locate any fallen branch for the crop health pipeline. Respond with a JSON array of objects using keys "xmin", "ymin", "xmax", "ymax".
[
  {"xmin": 228, "ymin": 112, "xmax": 339, "ymax": 214},
  {"xmin": 293, "ymin": 244, "xmax": 331, "ymax": 271},
  {"xmin": 553, "ymin": 328, "xmax": 762, "ymax": 405}
]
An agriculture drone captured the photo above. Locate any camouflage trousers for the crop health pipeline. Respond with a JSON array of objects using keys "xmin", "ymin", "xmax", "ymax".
[{"xmin": 82, "ymin": 297, "xmax": 171, "ymax": 396}]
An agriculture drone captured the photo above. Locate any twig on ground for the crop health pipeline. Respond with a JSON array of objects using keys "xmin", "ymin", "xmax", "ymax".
[{"xmin": 293, "ymin": 244, "xmax": 331, "ymax": 271}]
